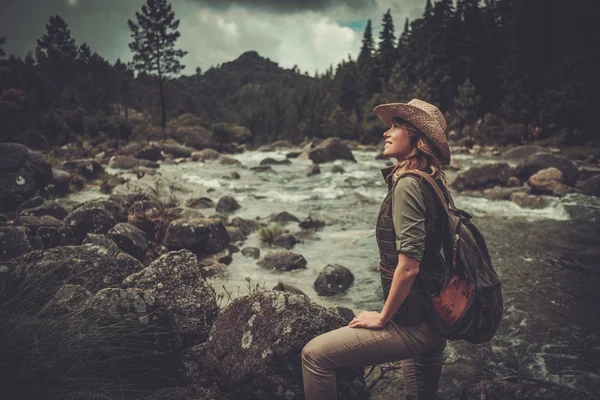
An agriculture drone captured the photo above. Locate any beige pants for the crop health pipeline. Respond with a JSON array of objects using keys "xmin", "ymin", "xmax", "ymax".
[{"xmin": 301, "ymin": 320, "xmax": 446, "ymax": 400}]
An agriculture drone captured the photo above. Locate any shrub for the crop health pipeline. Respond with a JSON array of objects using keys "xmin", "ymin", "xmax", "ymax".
[{"xmin": 258, "ymin": 224, "xmax": 286, "ymax": 245}]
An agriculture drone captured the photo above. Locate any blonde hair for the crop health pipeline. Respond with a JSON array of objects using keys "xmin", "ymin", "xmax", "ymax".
[{"xmin": 390, "ymin": 118, "xmax": 452, "ymax": 195}]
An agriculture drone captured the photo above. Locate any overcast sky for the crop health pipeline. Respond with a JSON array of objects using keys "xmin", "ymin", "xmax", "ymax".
[{"xmin": 0, "ymin": 0, "xmax": 427, "ymax": 75}]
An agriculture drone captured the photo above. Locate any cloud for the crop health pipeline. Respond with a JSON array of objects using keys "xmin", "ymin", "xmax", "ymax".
[{"xmin": 188, "ymin": 0, "xmax": 376, "ymax": 13}]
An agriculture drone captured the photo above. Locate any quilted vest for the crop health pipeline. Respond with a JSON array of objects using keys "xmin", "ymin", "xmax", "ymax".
[{"xmin": 375, "ymin": 166, "xmax": 451, "ymax": 325}]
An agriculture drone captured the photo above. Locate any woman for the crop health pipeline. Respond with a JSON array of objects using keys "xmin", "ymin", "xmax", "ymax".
[{"xmin": 301, "ymin": 99, "xmax": 453, "ymax": 400}]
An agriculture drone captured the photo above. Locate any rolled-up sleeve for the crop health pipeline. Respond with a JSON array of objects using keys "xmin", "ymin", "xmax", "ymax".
[{"xmin": 392, "ymin": 177, "xmax": 426, "ymax": 261}]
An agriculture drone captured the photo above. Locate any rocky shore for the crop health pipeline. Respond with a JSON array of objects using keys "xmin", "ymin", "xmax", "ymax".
[{"xmin": 1, "ymin": 136, "xmax": 599, "ymax": 399}]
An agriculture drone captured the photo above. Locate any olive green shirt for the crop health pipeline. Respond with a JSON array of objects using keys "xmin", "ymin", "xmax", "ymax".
[{"xmin": 392, "ymin": 177, "xmax": 426, "ymax": 261}]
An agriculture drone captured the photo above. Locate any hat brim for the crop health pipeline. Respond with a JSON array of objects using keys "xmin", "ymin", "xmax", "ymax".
[{"xmin": 373, "ymin": 102, "xmax": 451, "ymax": 165}]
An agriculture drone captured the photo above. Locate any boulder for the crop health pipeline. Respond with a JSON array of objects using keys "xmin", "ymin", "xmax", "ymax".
[
  {"xmin": 330, "ymin": 165, "xmax": 345, "ymax": 174},
  {"xmin": 0, "ymin": 166, "xmax": 36, "ymax": 212},
  {"xmin": 18, "ymin": 195, "xmax": 44, "ymax": 210},
  {"xmin": 329, "ymin": 306, "xmax": 356, "ymax": 324},
  {"xmin": 161, "ymin": 142, "xmax": 196, "ymax": 158},
  {"xmin": 107, "ymin": 222, "xmax": 149, "ymax": 261},
  {"xmin": 506, "ymin": 176, "xmax": 521, "ymax": 187},
  {"xmin": 123, "ymin": 250, "xmax": 219, "ymax": 347},
  {"xmin": 314, "ymin": 264, "xmax": 355, "ymax": 296},
  {"xmin": 517, "ymin": 153, "xmax": 580, "ymax": 186},
  {"xmin": 38, "ymin": 284, "xmax": 91, "ymax": 317},
  {"xmin": 191, "ymin": 148, "xmax": 220, "ymax": 162},
  {"xmin": 13, "ymin": 215, "xmax": 62, "ymax": 236},
  {"xmin": 211, "ymin": 122, "xmax": 252, "ymax": 144},
  {"xmin": 3, "ymin": 245, "xmax": 144, "ymax": 312},
  {"xmin": 225, "ymin": 226, "xmax": 247, "ymax": 243},
  {"xmin": 272, "ymin": 281, "xmax": 308, "ymax": 298},
  {"xmin": 501, "ymin": 145, "xmax": 551, "ymax": 161},
  {"xmin": 82, "ymin": 233, "xmax": 121, "ymax": 254},
  {"xmin": 273, "ymin": 233, "xmax": 299, "ymax": 249},
  {"xmin": 219, "ymin": 156, "xmax": 242, "ymax": 166},
  {"xmin": 527, "ymin": 167, "xmax": 566, "ymax": 195},
  {"xmin": 510, "ymin": 192, "xmax": 549, "ymax": 209},
  {"xmin": 483, "ymin": 185, "xmax": 531, "ymax": 201},
  {"xmin": 460, "ymin": 377, "xmax": 594, "ymax": 400},
  {"xmin": 186, "ymin": 197, "xmax": 215, "ymax": 209},
  {"xmin": 241, "ymin": 247, "xmax": 260, "ymax": 259},
  {"xmin": 269, "ymin": 211, "xmax": 300, "ymax": 225},
  {"xmin": 19, "ymin": 200, "xmax": 68, "ymax": 220},
  {"xmin": 170, "ymin": 124, "xmax": 215, "ymax": 150},
  {"xmin": 299, "ymin": 216, "xmax": 326, "ymax": 231},
  {"xmin": 60, "ymin": 206, "xmax": 117, "ymax": 244},
  {"xmin": 48, "ymin": 167, "xmax": 72, "ymax": 197},
  {"xmin": 257, "ymin": 250, "xmax": 307, "ymax": 271},
  {"xmin": 200, "ymin": 291, "xmax": 368, "ymax": 400},
  {"xmin": 305, "ymin": 137, "xmax": 356, "ymax": 164},
  {"xmin": 307, "ymin": 164, "xmax": 321, "ymax": 176},
  {"xmin": 36, "ymin": 226, "xmax": 64, "ymax": 249},
  {"xmin": 61, "ymin": 158, "xmax": 104, "ymax": 179},
  {"xmin": 0, "ymin": 226, "xmax": 33, "ymax": 261},
  {"xmin": 452, "ymin": 163, "xmax": 517, "ymax": 191},
  {"xmin": 230, "ymin": 217, "xmax": 260, "ymax": 235},
  {"xmin": 286, "ymin": 151, "xmax": 302, "ymax": 159},
  {"xmin": 216, "ymin": 195, "xmax": 241, "ymax": 213},
  {"xmin": 134, "ymin": 145, "xmax": 164, "ymax": 161},
  {"xmin": 260, "ymin": 157, "xmax": 292, "ymax": 166},
  {"xmin": 582, "ymin": 174, "xmax": 600, "ymax": 197},
  {"xmin": 163, "ymin": 218, "xmax": 230, "ymax": 256}
]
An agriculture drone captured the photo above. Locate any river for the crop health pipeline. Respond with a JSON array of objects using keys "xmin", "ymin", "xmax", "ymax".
[{"xmin": 71, "ymin": 148, "xmax": 600, "ymax": 398}]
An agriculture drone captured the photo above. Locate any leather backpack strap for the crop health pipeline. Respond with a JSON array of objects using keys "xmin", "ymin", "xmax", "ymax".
[{"xmin": 395, "ymin": 170, "xmax": 453, "ymax": 213}]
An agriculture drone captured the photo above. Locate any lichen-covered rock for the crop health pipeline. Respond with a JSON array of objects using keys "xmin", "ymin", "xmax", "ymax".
[
  {"xmin": 329, "ymin": 306, "xmax": 356, "ymax": 324},
  {"xmin": 0, "ymin": 226, "xmax": 33, "ymax": 261},
  {"xmin": 13, "ymin": 215, "xmax": 62, "ymax": 235},
  {"xmin": 215, "ymin": 195, "xmax": 240, "ymax": 213},
  {"xmin": 257, "ymin": 251, "xmax": 307, "ymax": 271},
  {"xmin": 272, "ymin": 281, "xmax": 308, "ymax": 298},
  {"xmin": 39, "ymin": 284, "xmax": 91, "ymax": 317},
  {"xmin": 163, "ymin": 218, "xmax": 229, "ymax": 256},
  {"xmin": 19, "ymin": 200, "xmax": 68, "ymax": 220},
  {"xmin": 107, "ymin": 222, "xmax": 149, "ymax": 261},
  {"xmin": 314, "ymin": 264, "xmax": 355, "ymax": 296},
  {"xmin": 0, "ymin": 167, "xmax": 36, "ymax": 212},
  {"xmin": 517, "ymin": 153, "xmax": 580, "ymax": 186},
  {"xmin": 459, "ymin": 376, "xmax": 594, "ymax": 400},
  {"xmin": 122, "ymin": 250, "xmax": 219, "ymax": 347},
  {"xmin": 306, "ymin": 137, "xmax": 357, "ymax": 164},
  {"xmin": 510, "ymin": 192, "xmax": 549, "ymax": 209},
  {"xmin": 269, "ymin": 211, "xmax": 300, "ymax": 225},
  {"xmin": 3, "ymin": 245, "xmax": 144, "ymax": 312},
  {"xmin": 452, "ymin": 163, "xmax": 517, "ymax": 191},
  {"xmin": 36, "ymin": 226, "xmax": 64, "ymax": 249},
  {"xmin": 83, "ymin": 233, "xmax": 121, "ymax": 254},
  {"xmin": 200, "ymin": 290, "xmax": 368, "ymax": 400},
  {"xmin": 61, "ymin": 206, "xmax": 117, "ymax": 244},
  {"xmin": 528, "ymin": 167, "xmax": 564, "ymax": 194},
  {"xmin": 241, "ymin": 247, "xmax": 260, "ymax": 259}
]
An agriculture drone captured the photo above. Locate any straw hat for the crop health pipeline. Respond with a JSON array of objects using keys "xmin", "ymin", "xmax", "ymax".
[{"xmin": 374, "ymin": 99, "xmax": 451, "ymax": 165}]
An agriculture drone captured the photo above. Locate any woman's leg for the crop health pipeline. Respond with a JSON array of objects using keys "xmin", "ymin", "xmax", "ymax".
[
  {"xmin": 301, "ymin": 321, "xmax": 441, "ymax": 400},
  {"xmin": 401, "ymin": 324, "xmax": 447, "ymax": 400}
]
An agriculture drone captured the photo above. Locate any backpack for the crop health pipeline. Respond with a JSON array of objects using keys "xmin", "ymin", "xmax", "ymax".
[{"xmin": 396, "ymin": 170, "xmax": 503, "ymax": 344}]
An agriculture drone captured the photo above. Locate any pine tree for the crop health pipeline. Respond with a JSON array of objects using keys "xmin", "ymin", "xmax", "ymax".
[
  {"xmin": 77, "ymin": 43, "xmax": 92, "ymax": 62},
  {"xmin": 0, "ymin": 37, "xmax": 5, "ymax": 58},
  {"xmin": 356, "ymin": 19, "xmax": 379, "ymax": 103},
  {"xmin": 128, "ymin": 0, "xmax": 187, "ymax": 130},
  {"xmin": 454, "ymin": 78, "xmax": 481, "ymax": 143},
  {"xmin": 377, "ymin": 9, "xmax": 397, "ymax": 84},
  {"xmin": 35, "ymin": 15, "xmax": 78, "ymax": 63}
]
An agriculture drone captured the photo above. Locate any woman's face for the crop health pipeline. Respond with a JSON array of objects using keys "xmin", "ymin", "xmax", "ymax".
[{"xmin": 382, "ymin": 122, "xmax": 417, "ymax": 161}]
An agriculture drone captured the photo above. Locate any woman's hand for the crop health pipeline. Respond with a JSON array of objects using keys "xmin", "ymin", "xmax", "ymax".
[{"xmin": 348, "ymin": 311, "xmax": 387, "ymax": 329}]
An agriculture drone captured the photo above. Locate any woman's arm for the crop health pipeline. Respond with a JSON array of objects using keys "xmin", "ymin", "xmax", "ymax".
[{"xmin": 348, "ymin": 254, "xmax": 420, "ymax": 329}]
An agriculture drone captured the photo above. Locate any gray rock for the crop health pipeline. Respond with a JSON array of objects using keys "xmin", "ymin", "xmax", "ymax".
[
  {"xmin": 330, "ymin": 165, "xmax": 345, "ymax": 173},
  {"xmin": 61, "ymin": 158, "xmax": 104, "ymax": 179},
  {"xmin": 483, "ymin": 185, "xmax": 531, "ymax": 201},
  {"xmin": 305, "ymin": 137, "xmax": 357, "ymax": 164},
  {"xmin": 19, "ymin": 200, "xmax": 68, "ymax": 220},
  {"xmin": 163, "ymin": 218, "xmax": 230, "ymax": 256},
  {"xmin": 186, "ymin": 197, "xmax": 215, "ymax": 209},
  {"xmin": 14, "ymin": 215, "xmax": 62, "ymax": 235},
  {"xmin": 257, "ymin": 250, "xmax": 307, "ymax": 271},
  {"xmin": 37, "ymin": 226, "xmax": 64, "ymax": 249},
  {"xmin": 582, "ymin": 174, "xmax": 600, "ymax": 197},
  {"xmin": 460, "ymin": 376, "xmax": 594, "ymax": 400},
  {"xmin": 123, "ymin": 250, "xmax": 219, "ymax": 347},
  {"xmin": 269, "ymin": 211, "xmax": 300, "ymax": 225},
  {"xmin": 218, "ymin": 156, "xmax": 241, "ymax": 166},
  {"xmin": 329, "ymin": 306, "xmax": 356, "ymax": 324},
  {"xmin": 272, "ymin": 281, "xmax": 308, "ymax": 298},
  {"xmin": 0, "ymin": 166, "xmax": 36, "ymax": 212},
  {"xmin": 134, "ymin": 145, "xmax": 164, "ymax": 161},
  {"xmin": 273, "ymin": 233, "xmax": 299, "ymax": 249},
  {"xmin": 260, "ymin": 157, "xmax": 292, "ymax": 166},
  {"xmin": 200, "ymin": 291, "xmax": 368, "ymax": 400},
  {"xmin": 314, "ymin": 264, "xmax": 355, "ymax": 296},
  {"xmin": 61, "ymin": 206, "xmax": 117, "ymax": 244},
  {"xmin": 0, "ymin": 226, "xmax": 33, "ymax": 261},
  {"xmin": 517, "ymin": 153, "xmax": 580, "ymax": 186},
  {"xmin": 107, "ymin": 222, "xmax": 149, "ymax": 261},
  {"xmin": 161, "ymin": 143, "xmax": 196, "ymax": 158},
  {"xmin": 225, "ymin": 226, "xmax": 247, "ymax": 243},
  {"xmin": 83, "ymin": 233, "xmax": 121, "ymax": 254},
  {"xmin": 49, "ymin": 167, "xmax": 71, "ymax": 197},
  {"xmin": 229, "ymin": 216, "xmax": 260, "ymax": 235},
  {"xmin": 250, "ymin": 165, "xmax": 273, "ymax": 173},
  {"xmin": 39, "ymin": 284, "xmax": 91, "ymax": 317},
  {"xmin": 241, "ymin": 247, "xmax": 260, "ymax": 259},
  {"xmin": 191, "ymin": 148, "xmax": 220, "ymax": 162},
  {"xmin": 3, "ymin": 245, "xmax": 144, "ymax": 312},
  {"xmin": 307, "ymin": 164, "xmax": 321, "ymax": 176},
  {"xmin": 216, "ymin": 195, "xmax": 241, "ymax": 213},
  {"xmin": 510, "ymin": 192, "xmax": 549, "ymax": 209},
  {"xmin": 18, "ymin": 195, "xmax": 44, "ymax": 210},
  {"xmin": 501, "ymin": 145, "xmax": 551, "ymax": 161},
  {"xmin": 452, "ymin": 163, "xmax": 517, "ymax": 191}
]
